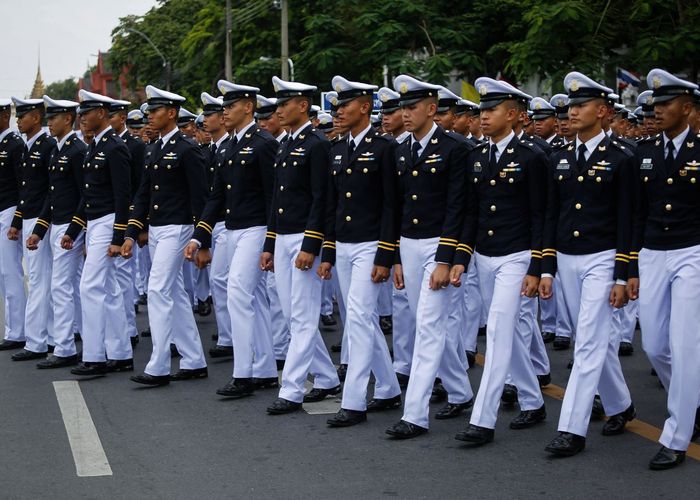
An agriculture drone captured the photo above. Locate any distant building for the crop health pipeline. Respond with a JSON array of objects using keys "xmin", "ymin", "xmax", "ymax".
[
  {"xmin": 29, "ymin": 62, "xmax": 45, "ymax": 99},
  {"xmin": 78, "ymin": 51, "xmax": 144, "ymax": 103}
]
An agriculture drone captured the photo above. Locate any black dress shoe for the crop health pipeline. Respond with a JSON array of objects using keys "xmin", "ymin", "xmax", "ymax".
[
  {"xmin": 435, "ymin": 400, "xmax": 473, "ymax": 420},
  {"xmin": 130, "ymin": 373, "xmax": 170, "ymax": 386},
  {"xmin": 74, "ymin": 333, "xmax": 81, "ymax": 342},
  {"xmin": 466, "ymin": 350, "xmax": 476, "ymax": 369},
  {"xmin": 455, "ymin": 424, "xmax": 494, "ymax": 445},
  {"xmin": 47, "ymin": 345, "xmax": 55, "ymax": 353},
  {"xmin": 12, "ymin": 349, "xmax": 47, "ymax": 361},
  {"xmin": 337, "ymin": 364, "xmax": 347, "ymax": 382},
  {"xmin": 71, "ymin": 362, "xmax": 107, "ymax": 376},
  {"xmin": 320, "ymin": 314, "xmax": 337, "ymax": 327},
  {"xmin": 209, "ymin": 345, "xmax": 233, "ymax": 358},
  {"xmin": 327, "ymin": 408, "xmax": 367, "ymax": 427},
  {"xmin": 618, "ymin": 341, "xmax": 634, "ymax": 356},
  {"xmin": 379, "ymin": 316, "xmax": 393, "ymax": 335},
  {"xmin": 430, "ymin": 381, "xmax": 447, "ymax": 404},
  {"xmin": 37, "ymin": 354, "xmax": 79, "ymax": 369},
  {"xmin": 602, "ymin": 403, "xmax": 635, "ymax": 435},
  {"xmin": 545, "ymin": 432, "xmax": 586, "ymax": 456},
  {"xmin": 304, "ymin": 385, "xmax": 341, "ymax": 402},
  {"xmin": 501, "ymin": 384, "xmax": 518, "ymax": 404},
  {"xmin": 275, "ymin": 358, "xmax": 286, "ymax": 371},
  {"xmin": 197, "ymin": 299, "xmax": 212, "ymax": 316},
  {"xmin": 130, "ymin": 336, "xmax": 139, "ymax": 347},
  {"xmin": 478, "ymin": 325, "xmax": 487, "ymax": 336},
  {"xmin": 106, "ymin": 359, "xmax": 134, "ymax": 373},
  {"xmin": 538, "ymin": 373, "xmax": 551, "ymax": 387},
  {"xmin": 542, "ymin": 331, "xmax": 555, "ymax": 343},
  {"xmin": 170, "ymin": 344, "xmax": 181, "ymax": 358},
  {"xmin": 267, "ymin": 398, "xmax": 302, "ymax": 414},
  {"xmin": 217, "ymin": 378, "xmax": 255, "ymax": 398},
  {"xmin": 367, "ymin": 395, "xmax": 402, "ymax": 412},
  {"xmin": 137, "ymin": 293, "xmax": 147, "ymax": 305},
  {"xmin": 0, "ymin": 339, "xmax": 26, "ymax": 351},
  {"xmin": 386, "ymin": 420, "xmax": 428, "ymax": 439},
  {"xmin": 396, "ymin": 372, "xmax": 410, "ymax": 389},
  {"xmin": 171, "ymin": 367, "xmax": 208, "ymax": 380},
  {"xmin": 649, "ymin": 446, "xmax": 685, "ymax": 470},
  {"xmin": 253, "ymin": 377, "xmax": 279, "ymax": 389},
  {"xmin": 553, "ymin": 336, "xmax": 571, "ymax": 350},
  {"xmin": 140, "ymin": 328, "xmax": 151, "ymax": 337},
  {"xmin": 330, "ymin": 341, "xmax": 342, "ymax": 353},
  {"xmin": 510, "ymin": 405, "xmax": 546, "ymax": 429},
  {"xmin": 591, "ymin": 395, "xmax": 605, "ymax": 420}
]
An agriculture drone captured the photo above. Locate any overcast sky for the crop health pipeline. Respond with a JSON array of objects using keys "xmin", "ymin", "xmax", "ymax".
[{"xmin": 0, "ymin": 0, "xmax": 158, "ymax": 98}]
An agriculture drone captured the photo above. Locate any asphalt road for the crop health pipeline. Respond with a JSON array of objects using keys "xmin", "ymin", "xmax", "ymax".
[{"xmin": 0, "ymin": 300, "xmax": 697, "ymax": 499}]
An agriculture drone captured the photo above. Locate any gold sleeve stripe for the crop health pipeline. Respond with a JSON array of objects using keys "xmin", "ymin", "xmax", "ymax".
[
  {"xmin": 198, "ymin": 221, "xmax": 213, "ymax": 233},
  {"xmin": 615, "ymin": 256, "xmax": 630, "ymax": 262},
  {"xmin": 304, "ymin": 233, "xmax": 324, "ymax": 241},
  {"xmin": 438, "ymin": 241, "xmax": 457, "ymax": 248},
  {"xmin": 439, "ymin": 237, "xmax": 458, "ymax": 243},
  {"xmin": 35, "ymin": 219, "xmax": 49, "ymax": 228},
  {"xmin": 196, "ymin": 222, "xmax": 212, "ymax": 234},
  {"xmin": 378, "ymin": 241, "xmax": 396, "ymax": 248},
  {"xmin": 378, "ymin": 244, "xmax": 394, "ymax": 251},
  {"xmin": 128, "ymin": 219, "xmax": 144, "ymax": 229},
  {"xmin": 304, "ymin": 229, "xmax": 324, "ymax": 237}
]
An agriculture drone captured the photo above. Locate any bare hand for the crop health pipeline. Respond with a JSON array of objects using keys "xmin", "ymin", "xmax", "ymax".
[
  {"xmin": 294, "ymin": 250, "xmax": 314, "ymax": 271},
  {"xmin": 450, "ymin": 264, "xmax": 465, "ymax": 287},
  {"xmin": 609, "ymin": 283, "xmax": 627, "ymax": 308},
  {"xmin": 429, "ymin": 263, "xmax": 451, "ymax": 291},
  {"xmin": 61, "ymin": 234, "xmax": 74, "ymax": 250},
  {"xmin": 195, "ymin": 249, "xmax": 212, "ymax": 269},
  {"xmin": 393, "ymin": 264, "xmax": 404, "ymax": 290},
  {"xmin": 371, "ymin": 265, "xmax": 390, "ymax": 284},
  {"xmin": 521, "ymin": 274, "xmax": 539, "ymax": 298},
  {"xmin": 26, "ymin": 234, "xmax": 40, "ymax": 250},
  {"xmin": 7, "ymin": 227, "xmax": 20, "ymax": 241},
  {"xmin": 120, "ymin": 239, "xmax": 134, "ymax": 259},
  {"xmin": 538, "ymin": 276, "xmax": 553, "ymax": 299},
  {"xmin": 136, "ymin": 231, "xmax": 148, "ymax": 248},
  {"xmin": 627, "ymin": 278, "xmax": 639, "ymax": 301},
  {"xmin": 184, "ymin": 242, "xmax": 199, "ymax": 261},
  {"xmin": 317, "ymin": 262, "xmax": 332, "ymax": 280},
  {"xmin": 108, "ymin": 244, "xmax": 122, "ymax": 258},
  {"xmin": 260, "ymin": 252, "xmax": 274, "ymax": 272}
]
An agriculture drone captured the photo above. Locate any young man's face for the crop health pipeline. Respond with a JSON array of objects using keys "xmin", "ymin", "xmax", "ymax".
[{"xmin": 401, "ymin": 99, "xmax": 435, "ymax": 133}]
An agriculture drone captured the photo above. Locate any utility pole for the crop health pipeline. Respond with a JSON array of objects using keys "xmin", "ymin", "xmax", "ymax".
[
  {"xmin": 225, "ymin": 0, "xmax": 232, "ymax": 81},
  {"xmin": 281, "ymin": 0, "xmax": 289, "ymax": 80}
]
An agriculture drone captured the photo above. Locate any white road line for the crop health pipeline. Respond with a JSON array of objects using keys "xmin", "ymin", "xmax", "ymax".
[{"xmin": 53, "ymin": 381, "xmax": 113, "ymax": 477}]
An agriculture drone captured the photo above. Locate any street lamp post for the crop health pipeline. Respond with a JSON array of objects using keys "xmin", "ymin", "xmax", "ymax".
[{"xmin": 122, "ymin": 27, "xmax": 170, "ymax": 90}]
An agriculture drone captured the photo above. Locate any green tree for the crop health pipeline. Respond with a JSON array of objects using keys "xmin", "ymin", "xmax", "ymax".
[{"xmin": 44, "ymin": 78, "xmax": 79, "ymax": 100}]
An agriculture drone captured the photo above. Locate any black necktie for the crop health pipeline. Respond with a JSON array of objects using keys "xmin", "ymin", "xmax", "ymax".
[
  {"xmin": 348, "ymin": 139, "xmax": 355, "ymax": 157},
  {"xmin": 577, "ymin": 143, "xmax": 587, "ymax": 171},
  {"xmin": 211, "ymin": 143, "xmax": 218, "ymax": 157},
  {"xmin": 230, "ymin": 135, "xmax": 238, "ymax": 147},
  {"xmin": 411, "ymin": 141, "xmax": 421, "ymax": 163},
  {"xmin": 666, "ymin": 141, "xmax": 675, "ymax": 171},
  {"xmin": 489, "ymin": 144, "xmax": 498, "ymax": 169}
]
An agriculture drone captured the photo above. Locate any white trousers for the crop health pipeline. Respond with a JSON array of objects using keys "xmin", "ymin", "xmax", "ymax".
[
  {"xmin": 399, "ymin": 236, "xmax": 453, "ymax": 429},
  {"xmin": 195, "ymin": 266, "xmax": 210, "ymax": 302},
  {"xmin": 524, "ymin": 297, "xmax": 550, "ymax": 376},
  {"xmin": 49, "ymin": 223, "xmax": 83, "ymax": 357},
  {"xmin": 115, "ymin": 251, "xmax": 138, "ymax": 338},
  {"xmin": 275, "ymin": 233, "xmax": 339, "ymax": 403},
  {"xmin": 639, "ymin": 245, "xmax": 700, "ymax": 451},
  {"xmin": 539, "ymin": 277, "xmax": 557, "ymax": 333},
  {"xmin": 614, "ymin": 299, "xmax": 638, "ymax": 344},
  {"xmin": 73, "ymin": 257, "xmax": 83, "ymax": 334},
  {"xmin": 226, "ymin": 226, "xmax": 276, "ymax": 379},
  {"xmin": 210, "ymin": 222, "xmax": 231, "ymax": 347},
  {"xmin": 183, "ymin": 259, "xmax": 196, "ymax": 307},
  {"xmin": 137, "ymin": 243, "xmax": 151, "ymax": 294},
  {"xmin": 470, "ymin": 250, "xmax": 544, "ymax": 429},
  {"xmin": 460, "ymin": 259, "xmax": 482, "ymax": 352},
  {"xmin": 23, "ymin": 217, "xmax": 53, "ymax": 352},
  {"xmin": 81, "ymin": 214, "xmax": 131, "ymax": 362},
  {"xmin": 335, "ymin": 241, "xmax": 400, "ymax": 411},
  {"xmin": 391, "ymin": 284, "xmax": 415, "ymax": 376},
  {"xmin": 554, "ymin": 274, "xmax": 574, "ymax": 339},
  {"xmin": 0, "ymin": 206, "xmax": 26, "ymax": 341},
  {"xmin": 267, "ymin": 272, "xmax": 289, "ymax": 360},
  {"xmin": 145, "ymin": 225, "xmax": 206, "ymax": 376},
  {"xmin": 377, "ymin": 280, "xmax": 393, "ymax": 317},
  {"xmin": 557, "ymin": 250, "xmax": 631, "ymax": 437},
  {"xmin": 440, "ymin": 284, "xmax": 473, "ymax": 404}
]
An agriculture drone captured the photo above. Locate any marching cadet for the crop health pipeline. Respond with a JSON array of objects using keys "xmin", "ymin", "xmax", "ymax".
[
  {"xmin": 126, "ymin": 109, "xmax": 145, "ymax": 136},
  {"xmin": 384, "ymin": 75, "xmax": 471, "ymax": 439},
  {"xmin": 255, "ymin": 93, "xmax": 290, "ymax": 369},
  {"xmin": 121, "ymin": 85, "xmax": 208, "ymax": 386},
  {"xmin": 8, "ymin": 97, "xmax": 55, "ymax": 361},
  {"xmin": 110, "ymin": 99, "xmax": 145, "ymax": 347},
  {"xmin": 316, "ymin": 112, "xmax": 334, "ymax": 137},
  {"xmin": 530, "ymin": 97, "xmax": 560, "ymax": 145},
  {"xmin": 433, "ymin": 86, "xmax": 461, "ymax": 133},
  {"xmin": 627, "ymin": 69, "xmax": 700, "ymax": 470},
  {"xmin": 0, "ymin": 99, "xmax": 27, "ymax": 351},
  {"xmin": 187, "ymin": 80, "xmax": 279, "ymax": 398},
  {"xmin": 452, "ymin": 98, "xmax": 479, "ymax": 142},
  {"xmin": 25, "ymin": 97, "xmax": 86, "ymax": 368},
  {"xmin": 261, "ymin": 76, "xmax": 341, "ymax": 415},
  {"xmin": 196, "ymin": 91, "xmax": 233, "ymax": 359},
  {"xmin": 69, "ymin": 90, "xmax": 133, "ymax": 376},
  {"xmin": 177, "ymin": 107, "xmax": 197, "ymax": 138},
  {"xmin": 452, "ymin": 77, "xmax": 547, "ymax": 446},
  {"xmin": 550, "ymin": 94, "xmax": 575, "ymax": 144},
  {"xmin": 539, "ymin": 72, "xmax": 636, "ymax": 458},
  {"xmin": 637, "ymin": 90, "xmax": 659, "ymax": 138},
  {"xmin": 194, "ymin": 114, "xmax": 210, "ymax": 145},
  {"xmin": 317, "ymin": 76, "xmax": 401, "ymax": 427}
]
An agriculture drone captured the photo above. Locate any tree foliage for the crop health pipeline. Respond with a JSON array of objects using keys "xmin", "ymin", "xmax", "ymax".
[{"xmin": 44, "ymin": 78, "xmax": 79, "ymax": 100}]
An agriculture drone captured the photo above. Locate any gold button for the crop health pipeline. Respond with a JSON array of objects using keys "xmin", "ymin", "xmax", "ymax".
[
  {"xmin": 665, "ymin": 204, "xmax": 672, "ymax": 211},
  {"xmin": 50, "ymin": 186, "xmax": 54, "ymax": 190},
  {"xmin": 346, "ymin": 168, "xmax": 352, "ymax": 174},
  {"xmin": 20, "ymin": 200, "xmax": 24, "ymax": 204},
  {"xmin": 278, "ymin": 208, "xmax": 284, "ymax": 214},
  {"xmin": 21, "ymin": 181, "xmax": 25, "ymax": 186},
  {"xmin": 346, "ymin": 192, "xmax": 352, "ymax": 198},
  {"xmin": 154, "ymin": 185, "xmax": 159, "ymax": 190},
  {"xmin": 228, "ymin": 160, "xmax": 233, "ymax": 165},
  {"xmin": 412, "ymin": 171, "xmax": 418, "ymax": 177},
  {"xmin": 692, "ymin": 178, "xmax": 697, "ymax": 184},
  {"xmin": 664, "ymin": 227, "xmax": 669, "ymax": 231},
  {"xmin": 575, "ymin": 203, "xmax": 581, "ymax": 210},
  {"xmin": 490, "ymin": 205, "xmax": 496, "ymax": 212},
  {"xmin": 596, "ymin": 176, "xmax": 601, "ymax": 182},
  {"xmin": 412, "ymin": 218, "xmax": 419, "ymax": 225},
  {"xmin": 210, "ymin": 167, "xmax": 214, "ymax": 171},
  {"xmin": 558, "ymin": 175, "xmax": 563, "ymax": 181},
  {"xmin": 282, "ymin": 162, "xmax": 287, "ymax": 167},
  {"xmin": 473, "ymin": 178, "xmax": 479, "ymax": 183},
  {"xmin": 411, "ymin": 194, "xmax": 418, "ymax": 201},
  {"xmin": 430, "ymin": 167, "xmax": 436, "ymax": 173},
  {"xmin": 293, "ymin": 161, "xmax": 297, "ymax": 166},
  {"xmin": 508, "ymin": 178, "xmax": 514, "ymax": 184},
  {"xmin": 280, "ymin": 185, "xmax": 284, "ymax": 191},
  {"xmin": 644, "ymin": 176, "xmax": 649, "ymax": 182},
  {"xmin": 241, "ymin": 160, "xmax": 246, "ymax": 165},
  {"xmin": 167, "ymin": 165, "xmax": 172, "ymax": 169},
  {"xmin": 154, "ymin": 204, "xmax": 159, "ymax": 210},
  {"xmin": 667, "ymin": 178, "xmax": 673, "ymax": 185},
  {"xmin": 345, "ymin": 215, "xmax": 352, "ymax": 222},
  {"xmin": 154, "ymin": 165, "xmax": 158, "ymax": 170},
  {"xmin": 227, "ymin": 184, "xmax": 232, "ymax": 190},
  {"xmin": 573, "ymin": 230, "xmax": 580, "ymax": 237},
  {"xmin": 85, "ymin": 183, "xmax": 89, "ymax": 188},
  {"xmin": 226, "ymin": 209, "xmax": 230, "ymax": 214},
  {"xmin": 577, "ymin": 176, "xmax": 584, "ymax": 182},
  {"xmin": 363, "ymin": 168, "xmax": 368, "ymax": 173},
  {"xmin": 85, "ymin": 203, "xmax": 90, "ymax": 208},
  {"xmin": 487, "ymin": 230, "xmax": 494, "ymax": 236}
]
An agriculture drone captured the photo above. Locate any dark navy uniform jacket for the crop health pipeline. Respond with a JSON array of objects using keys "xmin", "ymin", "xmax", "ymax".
[
  {"xmin": 264, "ymin": 123, "xmax": 331, "ymax": 256},
  {"xmin": 126, "ymin": 130, "xmax": 207, "ymax": 241},
  {"xmin": 630, "ymin": 129, "xmax": 700, "ymax": 278},
  {"xmin": 455, "ymin": 134, "xmax": 547, "ymax": 277},
  {"xmin": 32, "ymin": 132, "xmax": 86, "ymax": 240},
  {"xmin": 193, "ymin": 125, "xmax": 276, "ymax": 249},
  {"xmin": 69, "ymin": 128, "xmax": 131, "ymax": 246},
  {"xmin": 542, "ymin": 134, "xmax": 635, "ymax": 281},
  {"xmin": 395, "ymin": 125, "xmax": 471, "ymax": 264},
  {"xmin": 0, "ymin": 130, "xmax": 24, "ymax": 217},
  {"xmin": 321, "ymin": 127, "xmax": 398, "ymax": 268},
  {"xmin": 120, "ymin": 131, "xmax": 146, "ymax": 200},
  {"xmin": 11, "ymin": 132, "xmax": 55, "ymax": 230}
]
